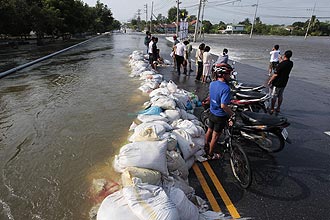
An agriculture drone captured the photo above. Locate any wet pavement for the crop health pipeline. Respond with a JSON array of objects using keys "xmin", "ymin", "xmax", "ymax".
[{"xmin": 156, "ymin": 35, "xmax": 330, "ymax": 220}]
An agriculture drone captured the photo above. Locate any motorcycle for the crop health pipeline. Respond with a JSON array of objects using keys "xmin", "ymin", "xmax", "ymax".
[{"xmin": 200, "ymin": 109, "xmax": 291, "ymax": 153}]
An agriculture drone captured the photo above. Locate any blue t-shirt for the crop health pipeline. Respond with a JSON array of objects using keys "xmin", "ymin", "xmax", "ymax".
[{"xmin": 209, "ymin": 80, "xmax": 231, "ymax": 117}]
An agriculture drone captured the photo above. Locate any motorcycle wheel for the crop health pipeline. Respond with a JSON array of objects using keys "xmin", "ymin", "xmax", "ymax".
[
  {"xmin": 255, "ymin": 131, "xmax": 285, "ymax": 153},
  {"xmin": 230, "ymin": 144, "xmax": 252, "ymax": 189},
  {"xmin": 250, "ymin": 103, "xmax": 267, "ymax": 113}
]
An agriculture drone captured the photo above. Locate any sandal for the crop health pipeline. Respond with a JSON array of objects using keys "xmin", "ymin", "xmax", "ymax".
[{"xmin": 206, "ymin": 153, "xmax": 222, "ymax": 160}]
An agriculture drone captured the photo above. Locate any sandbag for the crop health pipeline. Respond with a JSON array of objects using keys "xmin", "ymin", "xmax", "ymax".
[
  {"xmin": 168, "ymin": 187, "xmax": 199, "ymax": 220},
  {"xmin": 172, "ymin": 129, "xmax": 199, "ymax": 160},
  {"xmin": 167, "ymin": 150, "xmax": 189, "ymax": 180},
  {"xmin": 137, "ymin": 114, "xmax": 169, "ymax": 123},
  {"xmin": 123, "ymin": 180, "xmax": 180, "ymax": 220},
  {"xmin": 113, "ymin": 140, "xmax": 168, "ymax": 175},
  {"xmin": 97, "ymin": 190, "xmax": 138, "ymax": 220},
  {"xmin": 121, "ymin": 167, "xmax": 161, "ymax": 187}
]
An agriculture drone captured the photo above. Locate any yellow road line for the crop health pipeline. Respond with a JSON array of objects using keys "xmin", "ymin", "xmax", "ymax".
[
  {"xmin": 203, "ymin": 162, "xmax": 241, "ymax": 219},
  {"xmin": 192, "ymin": 163, "xmax": 221, "ymax": 212}
]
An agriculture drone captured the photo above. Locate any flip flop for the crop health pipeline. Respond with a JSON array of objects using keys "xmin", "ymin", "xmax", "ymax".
[{"xmin": 207, "ymin": 153, "xmax": 222, "ymax": 160}]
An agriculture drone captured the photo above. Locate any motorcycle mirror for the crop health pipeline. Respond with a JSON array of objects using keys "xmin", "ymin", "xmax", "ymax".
[
  {"xmin": 232, "ymin": 71, "xmax": 238, "ymax": 76},
  {"xmin": 232, "ymin": 61, "xmax": 236, "ymax": 65}
]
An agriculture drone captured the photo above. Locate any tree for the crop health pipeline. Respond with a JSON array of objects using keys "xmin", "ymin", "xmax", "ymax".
[{"xmin": 202, "ymin": 20, "xmax": 212, "ymax": 33}]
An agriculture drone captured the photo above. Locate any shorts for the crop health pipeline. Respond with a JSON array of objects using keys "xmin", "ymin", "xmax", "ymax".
[
  {"xmin": 271, "ymin": 86, "xmax": 285, "ymax": 99},
  {"xmin": 208, "ymin": 113, "xmax": 228, "ymax": 132},
  {"xmin": 269, "ymin": 61, "xmax": 279, "ymax": 71}
]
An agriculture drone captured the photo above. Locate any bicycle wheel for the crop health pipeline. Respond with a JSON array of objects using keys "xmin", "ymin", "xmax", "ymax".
[
  {"xmin": 230, "ymin": 144, "xmax": 252, "ymax": 189},
  {"xmin": 255, "ymin": 131, "xmax": 285, "ymax": 153}
]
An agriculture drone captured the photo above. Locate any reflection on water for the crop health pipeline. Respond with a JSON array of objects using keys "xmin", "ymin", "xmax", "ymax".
[{"xmin": 0, "ymin": 34, "xmax": 147, "ymax": 219}]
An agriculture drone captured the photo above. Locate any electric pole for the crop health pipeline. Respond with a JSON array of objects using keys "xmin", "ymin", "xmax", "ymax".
[
  {"xmin": 144, "ymin": 4, "xmax": 148, "ymax": 22},
  {"xmin": 305, "ymin": 2, "xmax": 316, "ymax": 39},
  {"xmin": 194, "ymin": 0, "xmax": 202, "ymax": 42},
  {"xmin": 198, "ymin": 0, "xmax": 206, "ymax": 39},
  {"xmin": 249, "ymin": 0, "xmax": 259, "ymax": 38},
  {"xmin": 176, "ymin": 0, "xmax": 181, "ymax": 36},
  {"xmin": 150, "ymin": 1, "xmax": 153, "ymax": 32}
]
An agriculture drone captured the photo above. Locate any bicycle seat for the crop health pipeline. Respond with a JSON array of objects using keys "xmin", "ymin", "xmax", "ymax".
[{"xmin": 240, "ymin": 111, "xmax": 288, "ymax": 126}]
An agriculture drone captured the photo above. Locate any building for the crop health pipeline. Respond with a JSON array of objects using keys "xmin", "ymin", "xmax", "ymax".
[{"xmin": 224, "ymin": 24, "xmax": 245, "ymax": 34}]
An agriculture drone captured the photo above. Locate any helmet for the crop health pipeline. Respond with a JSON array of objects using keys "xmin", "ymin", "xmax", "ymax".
[{"xmin": 213, "ymin": 63, "xmax": 233, "ymax": 77}]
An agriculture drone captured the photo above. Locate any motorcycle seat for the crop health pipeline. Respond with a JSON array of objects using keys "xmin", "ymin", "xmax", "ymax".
[
  {"xmin": 234, "ymin": 91, "xmax": 266, "ymax": 100},
  {"xmin": 240, "ymin": 111, "xmax": 288, "ymax": 126}
]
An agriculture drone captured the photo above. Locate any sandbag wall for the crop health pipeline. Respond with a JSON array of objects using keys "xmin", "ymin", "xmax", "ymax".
[{"xmin": 96, "ymin": 50, "xmax": 229, "ymax": 220}]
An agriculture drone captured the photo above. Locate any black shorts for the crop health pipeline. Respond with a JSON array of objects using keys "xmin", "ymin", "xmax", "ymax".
[{"xmin": 208, "ymin": 113, "xmax": 228, "ymax": 132}]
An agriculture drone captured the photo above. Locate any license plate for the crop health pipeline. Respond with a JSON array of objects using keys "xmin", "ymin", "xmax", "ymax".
[{"xmin": 281, "ymin": 128, "xmax": 288, "ymax": 140}]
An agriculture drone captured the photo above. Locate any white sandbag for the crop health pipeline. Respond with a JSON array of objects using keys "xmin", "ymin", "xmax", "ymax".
[
  {"xmin": 138, "ymin": 84, "xmax": 153, "ymax": 93},
  {"xmin": 113, "ymin": 140, "xmax": 168, "ymax": 175},
  {"xmin": 163, "ymin": 175, "xmax": 195, "ymax": 197},
  {"xmin": 97, "ymin": 190, "xmax": 138, "ymax": 220},
  {"xmin": 151, "ymin": 96, "xmax": 176, "ymax": 110},
  {"xmin": 167, "ymin": 80, "xmax": 178, "ymax": 93},
  {"xmin": 159, "ymin": 132, "xmax": 178, "ymax": 151},
  {"xmin": 168, "ymin": 187, "xmax": 199, "ymax": 220},
  {"xmin": 199, "ymin": 211, "xmax": 229, "ymax": 220},
  {"xmin": 164, "ymin": 109, "xmax": 181, "ymax": 122},
  {"xmin": 137, "ymin": 114, "xmax": 169, "ymax": 123},
  {"xmin": 166, "ymin": 150, "xmax": 189, "ymax": 180},
  {"xmin": 128, "ymin": 122, "xmax": 166, "ymax": 142},
  {"xmin": 173, "ymin": 119, "xmax": 204, "ymax": 138},
  {"xmin": 192, "ymin": 135, "xmax": 206, "ymax": 148},
  {"xmin": 187, "ymin": 112, "xmax": 199, "ymax": 120},
  {"xmin": 121, "ymin": 167, "xmax": 161, "ymax": 187},
  {"xmin": 149, "ymin": 87, "xmax": 170, "ymax": 98},
  {"xmin": 172, "ymin": 129, "xmax": 199, "ymax": 160},
  {"xmin": 123, "ymin": 180, "xmax": 180, "ymax": 220}
]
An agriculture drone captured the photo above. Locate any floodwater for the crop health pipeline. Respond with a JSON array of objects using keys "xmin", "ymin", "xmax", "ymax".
[
  {"xmin": 196, "ymin": 34, "xmax": 330, "ymax": 89},
  {"xmin": 0, "ymin": 33, "xmax": 329, "ymax": 219},
  {"xmin": 0, "ymin": 34, "xmax": 149, "ymax": 219}
]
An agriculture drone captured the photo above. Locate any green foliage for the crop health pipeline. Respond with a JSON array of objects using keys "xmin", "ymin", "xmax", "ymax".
[{"xmin": 0, "ymin": 0, "xmax": 119, "ymax": 39}]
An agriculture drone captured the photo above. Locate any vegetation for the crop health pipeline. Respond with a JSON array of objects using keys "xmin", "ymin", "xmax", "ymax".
[
  {"xmin": 0, "ymin": 0, "xmax": 121, "ymax": 45},
  {"xmin": 127, "ymin": 7, "xmax": 330, "ymax": 37}
]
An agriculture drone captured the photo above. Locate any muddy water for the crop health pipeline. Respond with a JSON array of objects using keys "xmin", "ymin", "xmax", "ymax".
[{"xmin": 0, "ymin": 34, "xmax": 149, "ymax": 219}]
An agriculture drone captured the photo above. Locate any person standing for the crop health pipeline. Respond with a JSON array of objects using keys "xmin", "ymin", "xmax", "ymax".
[
  {"xmin": 184, "ymin": 40, "xmax": 193, "ymax": 73},
  {"xmin": 215, "ymin": 48, "xmax": 229, "ymax": 64},
  {"xmin": 151, "ymin": 37, "xmax": 158, "ymax": 70},
  {"xmin": 202, "ymin": 46, "xmax": 212, "ymax": 83},
  {"xmin": 148, "ymin": 36, "xmax": 155, "ymax": 68},
  {"xmin": 172, "ymin": 35, "xmax": 180, "ymax": 69},
  {"xmin": 267, "ymin": 50, "xmax": 293, "ymax": 115},
  {"xmin": 144, "ymin": 31, "xmax": 152, "ymax": 54},
  {"xmin": 205, "ymin": 65, "xmax": 235, "ymax": 160},
  {"xmin": 268, "ymin": 44, "xmax": 281, "ymax": 76},
  {"xmin": 175, "ymin": 41, "xmax": 186, "ymax": 75},
  {"xmin": 195, "ymin": 43, "xmax": 205, "ymax": 81}
]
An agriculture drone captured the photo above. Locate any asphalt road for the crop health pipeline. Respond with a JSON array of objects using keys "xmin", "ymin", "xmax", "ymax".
[{"xmin": 158, "ymin": 37, "xmax": 330, "ymax": 220}]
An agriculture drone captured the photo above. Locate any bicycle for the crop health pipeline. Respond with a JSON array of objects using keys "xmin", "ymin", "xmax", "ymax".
[{"xmin": 201, "ymin": 109, "xmax": 252, "ymax": 189}]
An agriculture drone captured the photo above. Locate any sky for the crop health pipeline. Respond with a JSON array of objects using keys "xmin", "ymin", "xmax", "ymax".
[{"xmin": 83, "ymin": 0, "xmax": 330, "ymax": 25}]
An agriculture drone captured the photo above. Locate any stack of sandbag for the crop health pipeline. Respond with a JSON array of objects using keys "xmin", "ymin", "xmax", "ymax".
[{"xmin": 96, "ymin": 51, "xmax": 229, "ymax": 220}]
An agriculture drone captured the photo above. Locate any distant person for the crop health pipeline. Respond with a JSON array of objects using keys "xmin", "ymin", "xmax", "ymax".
[
  {"xmin": 215, "ymin": 48, "xmax": 229, "ymax": 64},
  {"xmin": 151, "ymin": 37, "xmax": 159, "ymax": 70},
  {"xmin": 144, "ymin": 31, "xmax": 152, "ymax": 54},
  {"xmin": 175, "ymin": 40, "xmax": 186, "ymax": 75},
  {"xmin": 172, "ymin": 35, "xmax": 180, "ymax": 69},
  {"xmin": 148, "ymin": 36, "xmax": 155, "ymax": 68},
  {"xmin": 202, "ymin": 46, "xmax": 212, "ymax": 83},
  {"xmin": 195, "ymin": 43, "xmax": 205, "ymax": 81},
  {"xmin": 268, "ymin": 50, "xmax": 293, "ymax": 115},
  {"xmin": 184, "ymin": 40, "xmax": 193, "ymax": 73},
  {"xmin": 268, "ymin": 44, "xmax": 281, "ymax": 76}
]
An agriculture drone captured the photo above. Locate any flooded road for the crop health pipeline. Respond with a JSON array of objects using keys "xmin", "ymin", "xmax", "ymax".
[
  {"xmin": 1, "ymin": 32, "xmax": 330, "ymax": 220},
  {"xmin": 0, "ymin": 34, "xmax": 149, "ymax": 219}
]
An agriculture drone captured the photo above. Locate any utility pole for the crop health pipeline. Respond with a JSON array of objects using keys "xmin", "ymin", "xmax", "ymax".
[
  {"xmin": 249, "ymin": 0, "xmax": 259, "ymax": 38},
  {"xmin": 304, "ymin": 2, "xmax": 316, "ymax": 39},
  {"xmin": 144, "ymin": 4, "xmax": 148, "ymax": 22},
  {"xmin": 150, "ymin": 1, "xmax": 153, "ymax": 32},
  {"xmin": 176, "ymin": 0, "xmax": 181, "ymax": 36},
  {"xmin": 198, "ymin": 0, "xmax": 206, "ymax": 39},
  {"xmin": 137, "ymin": 9, "xmax": 141, "ymax": 31},
  {"xmin": 193, "ymin": 0, "xmax": 202, "ymax": 42}
]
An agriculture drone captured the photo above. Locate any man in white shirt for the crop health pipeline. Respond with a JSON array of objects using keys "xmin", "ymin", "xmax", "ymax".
[
  {"xmin": 175, "ymin": 41, "xmax": 186, "ymax": 75},
  {"xmin": 268, "ymin": 44, "xmax": 280, "ymax": 76}
]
